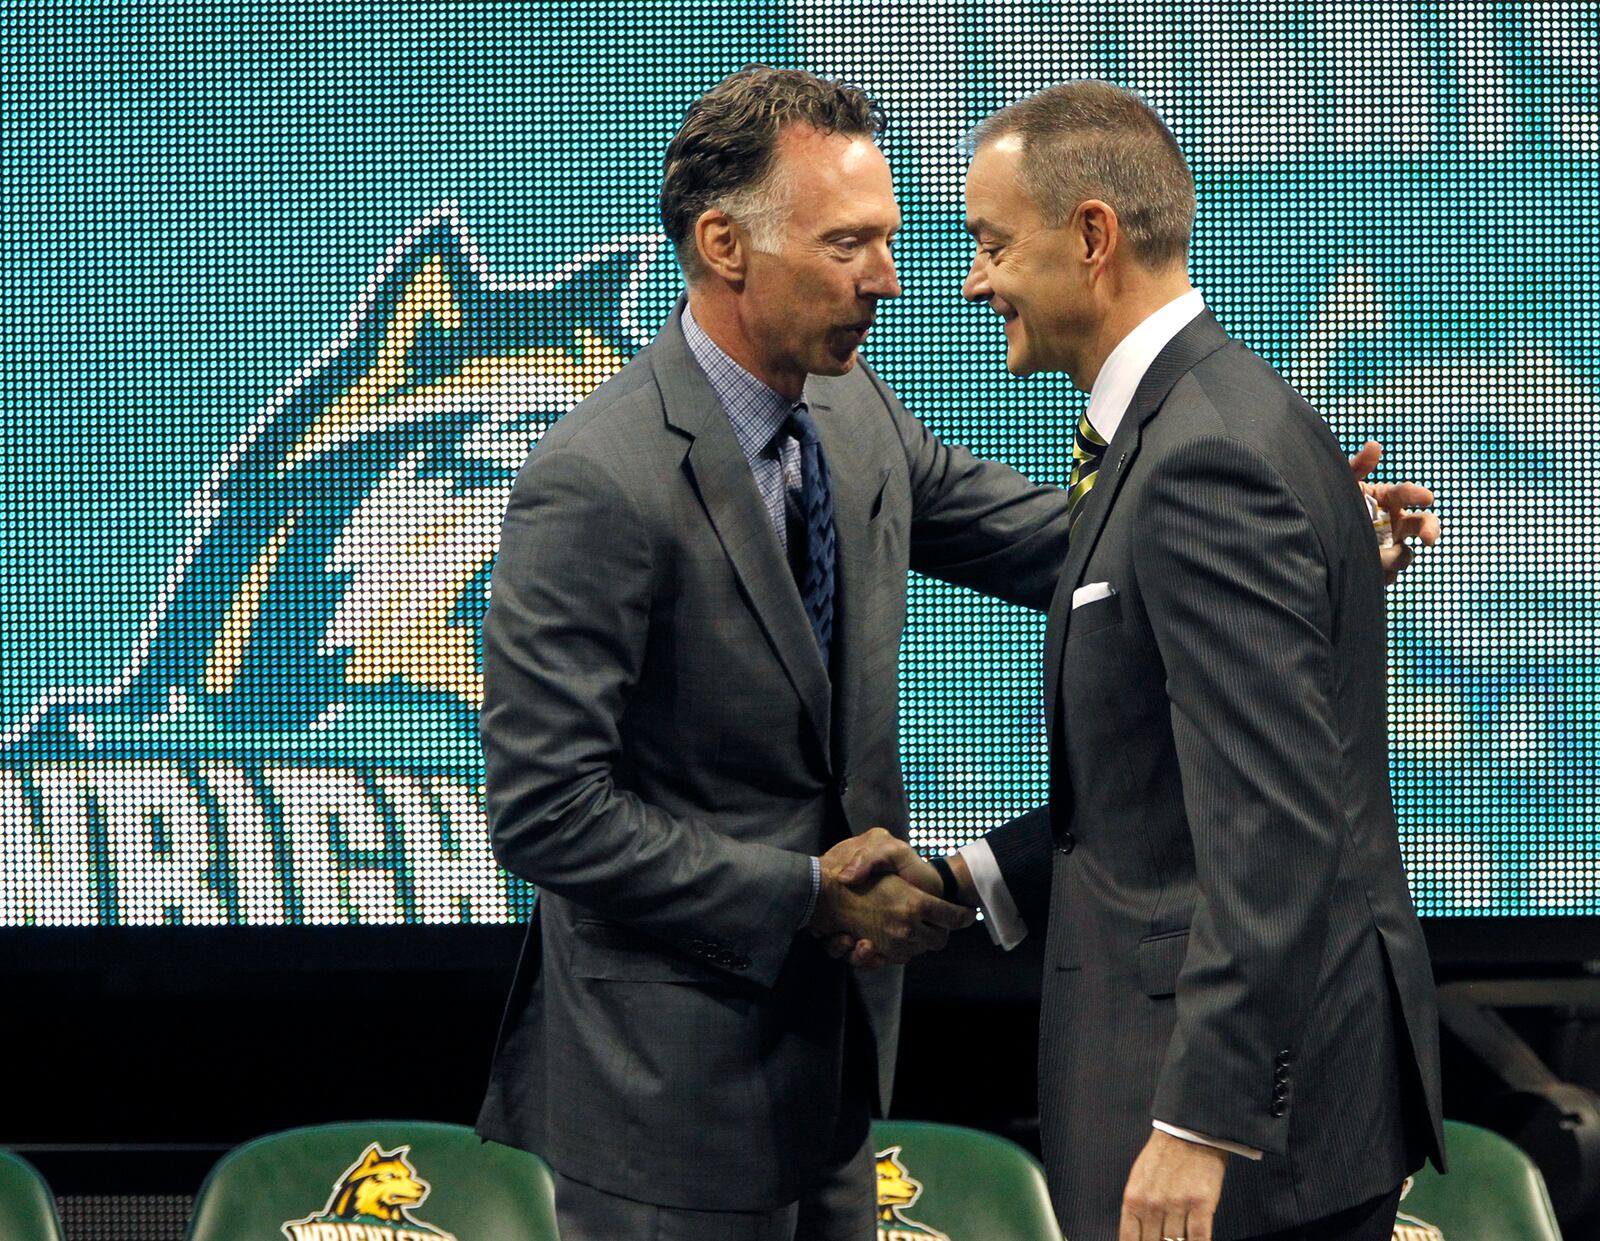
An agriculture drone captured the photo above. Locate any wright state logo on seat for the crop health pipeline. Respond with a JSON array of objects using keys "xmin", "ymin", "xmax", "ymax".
[
  {"xmin": 281, "ymin": 1143, "xmax": 457, "ymax": 1241},
  {"xmin": 876, "ymin": 1146, "xmax": 951, "ymax": 1241}
]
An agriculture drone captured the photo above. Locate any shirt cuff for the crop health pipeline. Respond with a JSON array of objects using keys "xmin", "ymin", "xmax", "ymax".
[
  {"xmin": 798, "ymin": 855, "xmax": 822, "ymax": 930},
  {"xmin": 1152, "ymin": 1120, "xmax": 1263, "ymax": 1161},
  {"xmin": 957, "ymin": 838, "xmax": 1028, "ymax": 949},
  {"xmin": 1365, "ymin": 491, "xmax": 1393, "ymax": 546}
]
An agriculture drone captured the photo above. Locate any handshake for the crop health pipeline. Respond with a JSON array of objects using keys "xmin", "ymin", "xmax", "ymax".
[{"xmin": 805, "ymin": 828, "xmax": 977, "ymax": 968}]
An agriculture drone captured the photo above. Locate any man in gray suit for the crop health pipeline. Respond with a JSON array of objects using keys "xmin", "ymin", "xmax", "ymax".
[
  {"xmin": 474, "ymin": 68, "xmax": 1079, "ymax": 1240},
  {"xmin": 845, "ymin": 83, "xmax": 1444, "ymax": 1241}
]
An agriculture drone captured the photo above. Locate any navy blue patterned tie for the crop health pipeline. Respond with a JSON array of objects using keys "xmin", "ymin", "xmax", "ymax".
[{"xmin": 786, "ymin": 402, "xmax": 836, "ymax": 667}]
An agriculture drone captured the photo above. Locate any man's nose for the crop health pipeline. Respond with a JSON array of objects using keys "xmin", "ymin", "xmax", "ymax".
[
  {"xmin": 860, "ymin": 246, "xmax": 902, "ymax": 300},
  {"xmin": 962, "ymin": 255, "xmax": 990, "ymax": 303}
]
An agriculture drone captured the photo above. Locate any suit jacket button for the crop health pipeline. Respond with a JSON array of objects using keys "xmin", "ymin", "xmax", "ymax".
[
  {"xmin": 1271, "ymin": 1101, "xmax": 1287, "ymax": 1117},
  {"xmin": 837, "ymin": 777, "xmax": 850, "ymax": 796},
  {"xmin": 1057, "ymin": 834, "xmax": 1075, "ymax": 854}
]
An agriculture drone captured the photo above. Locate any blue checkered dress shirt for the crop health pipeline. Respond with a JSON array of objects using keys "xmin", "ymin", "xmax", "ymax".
[{"xmin": 682, "ymin": 305, "xmax": 803, "ymax": 553}]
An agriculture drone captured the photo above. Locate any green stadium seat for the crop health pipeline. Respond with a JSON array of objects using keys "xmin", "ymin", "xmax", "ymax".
[
  {"xmin": 1391, "ymin": 1119, "xmax": 1562, "ymax": 1241},
  {"xmin": 0, "ymin": 1149, "xmax": 65, "ymax": 1241},
  {"xmin": 184, "ymin": 1120, "xmax": 558, "ymax": 1241},
  {"xmin": 871, "ymin": 1120, "xmax": 1062, "ymax": 1240}
]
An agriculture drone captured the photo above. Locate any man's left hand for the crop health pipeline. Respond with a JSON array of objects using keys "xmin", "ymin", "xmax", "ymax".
[
  {"xmin": 1347, "ymin": 439, "xmax": 1441, "ymax": 585},
  {"xmin": 1119, "ymin": 1129, "xmax": 1228, "ymax": 1241}
]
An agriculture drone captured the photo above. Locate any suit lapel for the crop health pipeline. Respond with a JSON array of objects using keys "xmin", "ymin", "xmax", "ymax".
[
  {"xmin": 655, "ymin": 306, "xmax": 833, "ymax": 766},
  {"xmin": 1044, "ymin": 311, "xmax": 1232, "ymax": 731},
  {"xmin": 807, "ymin": 380, "xmax": 875, "ymax": 773}
]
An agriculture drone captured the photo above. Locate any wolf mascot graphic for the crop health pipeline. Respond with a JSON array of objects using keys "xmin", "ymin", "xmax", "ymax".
[
  {"xmin": 875, "ymin": 1147, "xmax": 951, "ymax": 1241},
  {"xmin": 281, "ymin": 1143, "xmax": 457, "ymax": 1241},
  {"xmin": 0, "ymin": 208, "xmax": 662, "ymax": 926},
  {"xmin": 6, "ymin": 207, "xmax": 659, "ymax": 760}
]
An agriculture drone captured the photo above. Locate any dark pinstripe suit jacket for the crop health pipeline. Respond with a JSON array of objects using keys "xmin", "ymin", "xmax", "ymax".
[
  {"xmin": 475, "ymin": 304, "xmax": 1073, "ymax": 1211},
  {"xmin": 988, "ymin": 312, "xmax": 1445, "ymax": 1240}
]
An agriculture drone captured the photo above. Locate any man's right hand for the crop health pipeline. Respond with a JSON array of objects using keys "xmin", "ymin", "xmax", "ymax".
[
  {"xmin": 825, "ymin": 826, "xmax": 945, "ymax": 895},
  {"xmin": 806, "ymin": 829, "xmax": 974, "ymax": 966}
]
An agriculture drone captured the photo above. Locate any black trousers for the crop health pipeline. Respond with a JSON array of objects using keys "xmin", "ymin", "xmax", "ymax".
[{"xmin": 1239, "ymin": 1185, "xmax": 1404, "ymax": 1241}]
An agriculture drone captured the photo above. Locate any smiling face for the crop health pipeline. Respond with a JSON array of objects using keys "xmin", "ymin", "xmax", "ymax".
[
  {"xmin": 962, "ymin": 134, "xmax": 1093, "ymax": 382},
  {"xmin": 737, "ymin": 125, "xmax": 902, "ymax": 394}
]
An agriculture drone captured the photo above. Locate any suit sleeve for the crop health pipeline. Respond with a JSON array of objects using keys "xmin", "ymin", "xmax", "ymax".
[
  {"xmin": 480, "ymin": 442, "xmax": 813, "ymax": 989},
  {"xmin": 1134, "ymin": 433, "xmax": 1344, "ymax": 1155},
  {"xmin": 976, "ymin": 805, "xmax": 1055, "ymax": 933},
  {"xmin": 858, "ymin": 363, "xmax": 1072, "ymax": 612}
]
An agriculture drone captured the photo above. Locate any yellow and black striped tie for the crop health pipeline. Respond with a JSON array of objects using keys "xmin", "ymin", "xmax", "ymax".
[{"xmin": 1067, "ymin": 409, "xmax": 1108, "ymax": 532}]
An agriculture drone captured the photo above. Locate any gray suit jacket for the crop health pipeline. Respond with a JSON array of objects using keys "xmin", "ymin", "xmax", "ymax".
[
  {"xmin": 476, "ymin": 304, "xmax": 1071, "ymax": 1210},
  {"xmin": 988, "ymin": 313, "xmax": 1445, "ymax": 1240}
]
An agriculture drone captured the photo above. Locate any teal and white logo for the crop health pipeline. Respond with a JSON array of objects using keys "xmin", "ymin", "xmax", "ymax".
[
  {"xmin": 0, "ymin": 209, "xmax": 662, "ymax": 926},
  {"xmin": 3, "ymin": 0, "xmax": 1599, "ymax": 926}
]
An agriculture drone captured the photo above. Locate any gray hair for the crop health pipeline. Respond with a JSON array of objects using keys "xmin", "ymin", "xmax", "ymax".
[
  {"xmin": 709, "ymin": 159, "xmax": 796, "ymax": 258},
  {"xmin": 968, "ymin": 81, "xmax": 1195, "ymax": 270},
  {"xmin": 660, "ymin": 66, "xmax": 886, "ymax": 281}
]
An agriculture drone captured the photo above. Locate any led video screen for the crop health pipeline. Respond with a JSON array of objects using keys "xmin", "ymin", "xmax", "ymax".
[{"xmin": 3, "ymin": 1, "xmax": 1597, "ymax": 926}]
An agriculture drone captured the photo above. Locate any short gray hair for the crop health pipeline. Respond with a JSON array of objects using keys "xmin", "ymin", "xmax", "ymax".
[
  {"xmin": 708, "ymin": 160, "xmax": 795, "ymax": 259},
  {"xmin": 969, "ymin": 81, "xmax": 1195, "ymax": 270},
  {"xmin": 660, "ymin": 66, "xmax": 886, "ymax": 281}
]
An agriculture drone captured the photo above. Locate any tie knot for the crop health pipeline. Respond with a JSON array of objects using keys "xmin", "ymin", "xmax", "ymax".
[
  {"xmin": 785, "ymin": 402, "xmax": 820, "ymax": 448},
  {"xmin": 1073, "ymin": 409, "xmax": 1108, "ymax": 467}
]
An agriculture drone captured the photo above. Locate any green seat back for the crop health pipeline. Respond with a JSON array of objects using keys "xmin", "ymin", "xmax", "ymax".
[
  {"xmin": 1391, "ymin": 1120, "xmax": 1562, "ymax": 1241},
  {"xmin": 0, "ymin": 1149, "xmax": 65, "ymax": 1241},
  {"xmin": 871, "ymin": 1120, "xmax": 1061, "ymax": 1241},
  {"xmin": 185, "ymin": 1121, "xmax": 558, "ymax": 1241}
]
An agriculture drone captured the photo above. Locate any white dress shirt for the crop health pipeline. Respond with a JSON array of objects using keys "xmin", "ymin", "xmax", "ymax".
[{"xmin": 957, "ymin": 288, "xmax": 1263, "ymax": 1161}]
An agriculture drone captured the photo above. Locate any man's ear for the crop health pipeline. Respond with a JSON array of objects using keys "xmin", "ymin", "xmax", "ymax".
[
  {"xmin": 1076, "ymin": 199, "xmax": 1120, "ymax": 272},
  {"xmin": 694, "ymin": 208, "xmax": 747, "ymax": 286}
]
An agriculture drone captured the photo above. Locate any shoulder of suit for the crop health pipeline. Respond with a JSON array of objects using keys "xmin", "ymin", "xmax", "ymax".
[
  {"xmin": 1162, "ymin": 343, "xmax": 1343, "ymax": 466},
  {"xmin": 1146, "ymin": 346, "xmax": 1360, "ymax": 531},
  {"xmin": 533, "ymin": 344, "xmax": 666, "ymax": 459}
]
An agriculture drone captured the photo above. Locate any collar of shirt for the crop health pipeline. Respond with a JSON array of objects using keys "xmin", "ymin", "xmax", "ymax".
[
  {"xmin": 682, "ymin": 303, "xmax": 798, "ymax": 465},
  {"xmin": 1083, "ymin": 288, "xmax": 1207, "ymax": 444}
]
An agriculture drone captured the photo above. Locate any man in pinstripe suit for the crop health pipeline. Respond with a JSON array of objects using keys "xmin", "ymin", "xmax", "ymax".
[
  {"xmin": 958, "ymin": 83, "xmax": 1445, "ymax": 1241},
  {"xmin": 845, "ymin": 82, "xmax": 1444, "ymax": 1241}
]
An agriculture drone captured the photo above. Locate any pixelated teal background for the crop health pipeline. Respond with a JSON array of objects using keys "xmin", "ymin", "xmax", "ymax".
[{"xmin": 2, "ymin": 1, "xmax": 1597, "ymax": 921}]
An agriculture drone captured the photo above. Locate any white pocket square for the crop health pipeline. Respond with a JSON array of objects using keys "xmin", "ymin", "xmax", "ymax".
[{"xmin": 1072, "ymin": 581, "xmax": 1117, "ymax": 609}]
